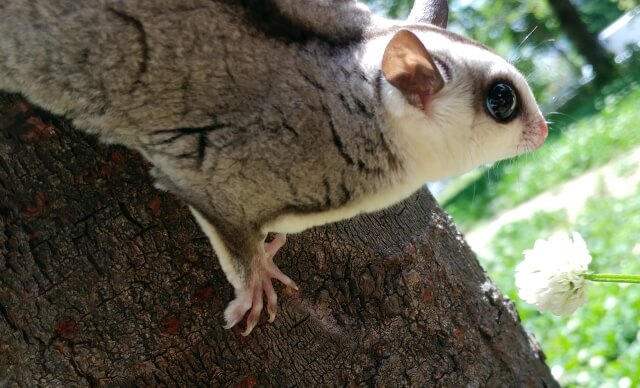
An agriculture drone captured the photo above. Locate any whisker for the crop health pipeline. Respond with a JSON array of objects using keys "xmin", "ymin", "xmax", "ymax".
[
  {"xmin": 545, "ymin": 111, "xmax": 576, "ymax": 129},
  {"xmin": 517, "ymin": 25, "xmax": 539, "ymax": 52},
  {"xmin": 524, "ymin": 71, "xmax": 539, "ymax": 83},
  {"xmin": 532, "ymin": 38, "xmax": 556, "ymax": 52},
  {"xmin": 546, "ymin": 111, "xmax": 576, "ymax": 120},
  {"xmin": 512, "ymin": 38, "xmax": 557, "ymax": 66}
]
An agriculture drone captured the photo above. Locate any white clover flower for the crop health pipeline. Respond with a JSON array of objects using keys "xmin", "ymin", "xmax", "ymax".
[
  {"xmin": 618, "ymin": 377, "xmax": 632, "ymax": 388},
  {"xmin": 515, "ymin": 232, "xmax": 591, "ymax": 316}
]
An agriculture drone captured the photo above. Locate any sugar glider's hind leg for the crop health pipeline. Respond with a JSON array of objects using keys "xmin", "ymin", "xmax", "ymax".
[
  {"xmin": 224, "ymin": 233, "xmax": 298, "ymax": 335},
  {"xmin": 189, "ymin": 207, "xmax": 297, "ymax": 336}
]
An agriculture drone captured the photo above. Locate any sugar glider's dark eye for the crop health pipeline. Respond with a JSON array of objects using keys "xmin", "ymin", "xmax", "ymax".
[{"xmin": 486, "ymin": 82, "xmax": 518, "ymax": 122}]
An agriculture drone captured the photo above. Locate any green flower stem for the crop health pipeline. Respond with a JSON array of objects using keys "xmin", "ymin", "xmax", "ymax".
[{"xmin": 583, "ymin": 273, "xmax": 640, "ymax": 284}]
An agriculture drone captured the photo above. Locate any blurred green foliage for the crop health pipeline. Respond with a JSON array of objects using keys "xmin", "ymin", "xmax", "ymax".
[{"xmin": 484, "ymin": 188, "xmax": 640, "ymax": 386}]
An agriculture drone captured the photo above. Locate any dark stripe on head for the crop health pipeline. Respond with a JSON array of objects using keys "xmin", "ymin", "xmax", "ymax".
[{"xmin": 366, "ymin": 23, "xmax": 493, "ymax": 54}]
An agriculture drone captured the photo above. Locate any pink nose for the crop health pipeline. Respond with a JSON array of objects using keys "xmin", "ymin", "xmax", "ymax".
[
  {"xmin": 540, "ymin": 120, "xmax": 548, "ymax": 138},
  {"xmin": 534, "ymin": 120, "xmax": 548, "ymax": 149}
]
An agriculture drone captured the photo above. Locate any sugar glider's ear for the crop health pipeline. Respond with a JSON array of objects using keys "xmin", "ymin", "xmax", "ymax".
[{"xmin": 381, "ymin": 29, "xmax": 444, "ymax": 108}]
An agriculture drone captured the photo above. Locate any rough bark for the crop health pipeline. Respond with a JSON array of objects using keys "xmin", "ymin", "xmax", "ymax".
[{"xmin": 0, "ymin": 94, "xmax": 557, "ymax": 386}]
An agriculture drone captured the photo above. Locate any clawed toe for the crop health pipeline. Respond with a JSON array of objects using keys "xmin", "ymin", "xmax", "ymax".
[
  {"xmin": 225, "ymin": 275, "xmax": 291, "ymax": 335},
  {"xmin": 242, "ymin": 285, "xmax": 264, "ymax": 336},
  {"xmin": 223, "ymin": 293, "xmax": 252, "ymax": 330},
  {"xmin": 265, "ymin": 261, "xmax": 298, "ymax": 290},
  {"xmin": 223, "ymin": 233, "xmax": 297, "ymax": 335},
  {"xmin": 224, "ymin": 263, "xmax": 296, "ymax": 334}
]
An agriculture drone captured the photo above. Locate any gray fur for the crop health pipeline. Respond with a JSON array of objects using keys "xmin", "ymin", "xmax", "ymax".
[{"xmin": 0, "ymin": 0, "xmax": 399, "ymax": 283}]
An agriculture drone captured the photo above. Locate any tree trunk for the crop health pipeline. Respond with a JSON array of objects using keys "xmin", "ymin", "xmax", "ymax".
[
  {"xmin": 0, "ymin": 94, "xmax": 557, "ymax": 386},
  {"xmin": 546, "ymin": 0, "xmax": 617, "ymax": 84}
]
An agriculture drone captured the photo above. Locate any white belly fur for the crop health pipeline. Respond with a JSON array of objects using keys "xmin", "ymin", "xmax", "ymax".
[{"xmin": 263, "ymin": 177, "xmax": 422, "ymax": 235}]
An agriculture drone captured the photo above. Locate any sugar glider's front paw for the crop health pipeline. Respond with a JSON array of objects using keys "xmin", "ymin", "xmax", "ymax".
[{"xmin": 224, "ymin": 234, "xmax": 298, "ymax": 336}]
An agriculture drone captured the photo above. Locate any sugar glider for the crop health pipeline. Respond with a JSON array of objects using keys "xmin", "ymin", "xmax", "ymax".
[{"xmin": 0, "ymin": 0, "xmax": 548, "ymax": 335}]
